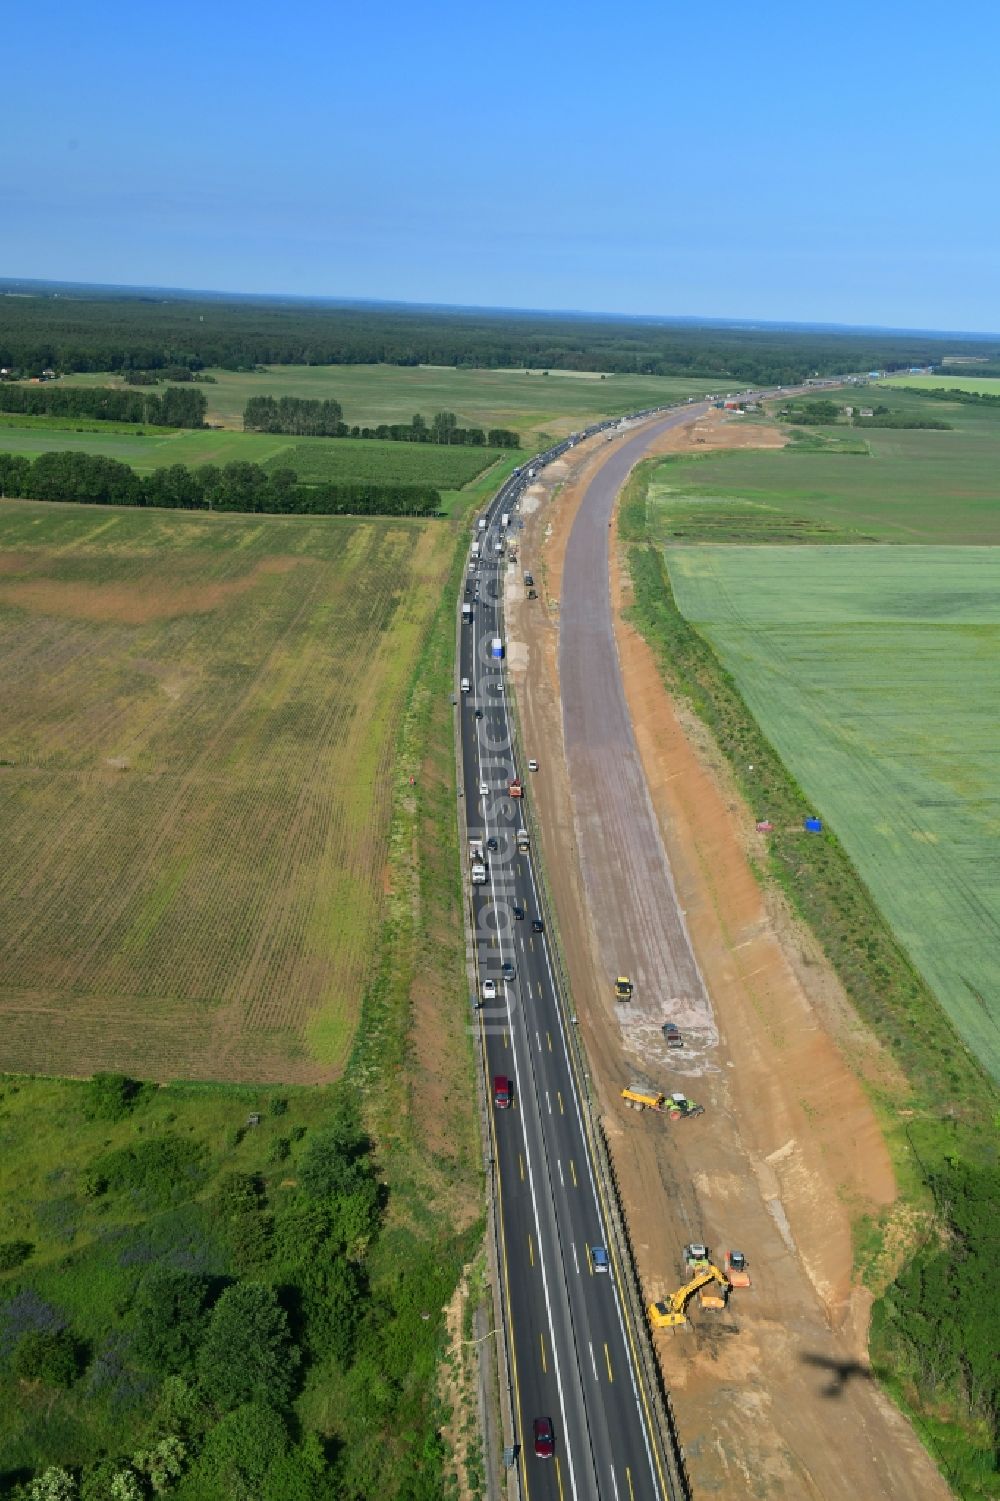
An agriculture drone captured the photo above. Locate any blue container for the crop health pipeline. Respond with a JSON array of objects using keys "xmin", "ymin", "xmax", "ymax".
[{"xmin": 804, "ymin": 817, "xmax": 823, "ymax": 833}]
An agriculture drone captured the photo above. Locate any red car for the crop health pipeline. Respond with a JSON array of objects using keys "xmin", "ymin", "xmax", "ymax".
[{"xmin": 533, "ymin": 1417, "xmax": 554, "ymax": 1459}]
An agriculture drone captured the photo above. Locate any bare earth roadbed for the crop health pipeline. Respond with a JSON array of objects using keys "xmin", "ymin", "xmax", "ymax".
[{"xmin": 505, "ymin": 419, "xmax": 949, "ymax": 1498}]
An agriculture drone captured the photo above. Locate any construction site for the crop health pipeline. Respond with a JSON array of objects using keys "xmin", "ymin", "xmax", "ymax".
[{"xmin": 501, "ymin": 415, "xmax": 950, "ymax": 1499}]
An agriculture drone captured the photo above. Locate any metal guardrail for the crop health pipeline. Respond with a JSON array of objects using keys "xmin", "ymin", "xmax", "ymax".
[
  {"xmin": 497, "ymin": 425, "xmax": 693, "ymax": 1501},
  {"xmin": 504, "ymin": 670, "xmax": 692, "ymax": 1501},
  {"xmin": 456, "ymin": 405, "xmax": 696, "ymax": 1501}
]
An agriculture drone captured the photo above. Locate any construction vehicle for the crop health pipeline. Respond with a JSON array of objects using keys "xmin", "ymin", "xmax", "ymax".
[
  {"xmin": 614, "ymin": 975, "xmax": 634, "ymax": 1002},
  {"xmin": 682, "ymin": 1245, "xmax": 729, "ymax": 1307},
  {"xmin": 508, "ymin": 778, "xmax": 523, "ymax": 799},
  {"xmin": 516, "ymin": 829, "xmax": 530, "ymax": 853},
  {"xmin": 725, "ymin": 1251, "xmax": 751, "ymax": 1288},
  {"xmin": 647, "ymin": 1263, "xmax": 730, "ymax": 1329},
  {"xmin": 621, "ymin": 1085, "xmax": 665, "ymax": 1112},
  {"xmin": 667, "ymin": 1092, "xmax": 704, "ymax": 1120}
]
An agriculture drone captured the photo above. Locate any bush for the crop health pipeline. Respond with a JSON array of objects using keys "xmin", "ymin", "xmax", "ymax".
[
  {"xmin": 197, "ymin": 1284, "xmax": 299, "ymax": 1412},
  {"xmin": 0, "ymin": 1239, "xmax": 33, "ymax": 1271},
  {"xmin": 13, "ymin": 1327, "xmax": 84, "ymax": 1387},
  {"xmin": 81, "ymin": 1072, "xmax": 143, "ymax": 1123},
  {"xmin": 131, "ymin": 1268, "xmax": 213, "ymax": 1376},
  {"xmin": 91, "ymin": 1136, "xmax": 206, "ymax": 1208}
]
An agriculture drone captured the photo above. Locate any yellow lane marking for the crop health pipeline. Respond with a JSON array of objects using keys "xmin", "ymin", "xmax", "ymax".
[
  {"xmin": 604, "ymin": 1342, "xmax": 614, "ymax": 1383},
  {"xmin": 528, "ymin": 1233, "xmax": 535, "ymax": 1267},
  {"xmin": 555, "ymin": 1456, "xmax": 565, "ymax": 1500},
  {"xmin": 557, "ymin": 1090, "xmax": 565, "ymax": 1115},
  {"xmin": 503, "ymin": 1028, "xmax": 509, "ymax": 1048},
  {"xmin": 569, "ymin": 1159, "xmax": 577, "ymax": 1188},
  {"xmin": 546, "ymin": 1031, "xmax": 553, "ymax": 1051},
  {"xmin": 626, "ymin": 1465, "xmax": 635, "ymax": 1500},
  {"xmin": 519, "ymin": 1152, "xmax": 525, "ymax": 1182},
  {"xmin": 539, "ymin": 1331, "xmax": 548, "ymax": 1373}
]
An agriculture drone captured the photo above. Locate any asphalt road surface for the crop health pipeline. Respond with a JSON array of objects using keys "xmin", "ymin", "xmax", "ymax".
[{"xmin": 458, "ymin": 419, "xmax": 687, "ymax": 1501}]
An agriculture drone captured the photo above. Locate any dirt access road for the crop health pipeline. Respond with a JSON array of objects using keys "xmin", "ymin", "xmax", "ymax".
[{"xmin": 504, "ymin": 416, "xmax": 949, "ymax": 1499}]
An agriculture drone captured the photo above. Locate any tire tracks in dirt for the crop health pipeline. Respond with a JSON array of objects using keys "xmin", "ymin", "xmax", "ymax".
[{"xmin": 504, "ymin": 417, "xmax": 950, "ymax": 1500}]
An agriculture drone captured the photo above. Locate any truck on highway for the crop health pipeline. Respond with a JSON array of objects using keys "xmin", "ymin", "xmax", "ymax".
[
  {"xmin": 471, "ymin": 540, "xmax": 481, "ymax": 558},
  {"xmin": 501, "ymin": 512, "xmax": 510, "ymax": 528},
  {"xmin": 493, "ymin": 1074, "xmax": 512, "ymax": 1109},
  {"xmin": 462, "ymin": 602, "xmax": 472, "ymax": 622},
  {"xmin": 516, "ymin": 829, "xmax": 530, "ymax": 853},
  {"xmin": 491, "ymin": 637, "xmax": 503, "ymax": 660},
  {"xmin": 469, "ymin": 837, "xmax": 487, "ymax": 885},
  {"xmin": 478, "ymin": 517, "xmax": 487, "ymax": 530},
  {"xmin": 508, "ymin": 779, "xmax": 523, "ymax": 799}
]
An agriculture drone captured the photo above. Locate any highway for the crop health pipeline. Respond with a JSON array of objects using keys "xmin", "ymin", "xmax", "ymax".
[{"xmin": 457, "ymin": 413, "xmax": 695, "ymax": 1500}]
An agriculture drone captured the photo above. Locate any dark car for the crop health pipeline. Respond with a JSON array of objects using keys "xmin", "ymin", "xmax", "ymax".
[
  {"xmin": 513, "ymin": 905, "xmax": 525, "ymax": 921},
  {"xmin": 501, "ymin": 960, "xmax": 515, "ymax": 981},
  {"xmin": 474, "ymin": 708, "xmax": 484, "ymax": 719},
  {"xmin": 533, "ymin": 1417, "xmax": 554, "ymax": 1459},
  {"xmin": 531, "ymin": 917, "xmax": 544, "ymax": 934},
  {"xmin": 486, "ymin": 836, "xmax": 498, "ymax": 852}
]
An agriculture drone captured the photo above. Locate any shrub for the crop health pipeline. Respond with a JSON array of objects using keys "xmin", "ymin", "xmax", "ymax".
[
  {"xmin": 197, "ymin": 1284, "xmax": 299, "ymax": 1412},
  {"xmin": 91, "ymin": 1136, "xmax": 206, "ymax": 1208},
  {"xmin": 82, "ymin": 1073, "xmax": 144, "ymax": 1123},
  {"xmin": 131, "ymin": 1268, "xmax": 213, "ymax": 1376},
  {"xmin": 0, "ymin": 1239, "xmax": 33, "ymax": 1271},
  {"xmin": 13, "ymin": 1327, "xmax": 85, "ymax": 1387}
]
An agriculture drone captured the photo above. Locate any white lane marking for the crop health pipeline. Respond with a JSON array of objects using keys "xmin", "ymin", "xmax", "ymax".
[
  {"xmin": 571, "ymin": 1242, "xmax": 579, "ymax": 1275},
  {"xmin": 498, "ymin": 545, "xmax": 665, "ymax": 1499},
  {"xmin": 610, "ymin": 1466, "xmax": 621, "ymax": 1501},
  {"xmin": 557, "ymin": 1159, "xmax": 564, "ymax": 1187},
  {"xmin": 546, "ymin": 1090, "xmax": 552, "ymax": 1115},
  {"xmin": 536, "ymin": 1030, "xmax": 542, "ymax": 1052},
  {"xmin": 470, "ymin": 638, "xmax": 580, "ymax": 1501},
  {"xmin": 589, "ymin": 1341, "xmax": 598, "ymax": 1381}
]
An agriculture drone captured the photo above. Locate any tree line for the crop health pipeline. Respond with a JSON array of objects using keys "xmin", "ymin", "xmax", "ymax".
[
  {"xmin": 898, "ymin": 384, "xmax": 1000, "ymax": 406},
  {"xmin": 4, "ymin": 281, "xmax": 997, "ymax": 385},
  {"xmin": 0, "ymin": 380, "xmax": 206, "ymax": 429},
  {"xmin": 0, "ymin": 451, "xmax": 441, "ymax": 516},
  {"xmin": 243, "ymin": 395, "xmax": 519, "ymax": 447}
]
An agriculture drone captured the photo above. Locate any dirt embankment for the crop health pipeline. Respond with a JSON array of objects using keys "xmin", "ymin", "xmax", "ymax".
[{"xmin": 504, "ymin": 419, "xmax": 949, "ymax": 1500}]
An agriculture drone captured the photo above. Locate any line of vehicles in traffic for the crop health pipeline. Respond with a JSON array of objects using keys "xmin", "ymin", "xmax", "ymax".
[{"xmin": 466, "ymin": 409, "xmax": 749, "ymax": 1471}]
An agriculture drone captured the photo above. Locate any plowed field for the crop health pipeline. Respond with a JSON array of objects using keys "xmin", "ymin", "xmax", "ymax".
[{"xmin": 0, "ymin": 500, "xmax": 453, "ymax": 1082}]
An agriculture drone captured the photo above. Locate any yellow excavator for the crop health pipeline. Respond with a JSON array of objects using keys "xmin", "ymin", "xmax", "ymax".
[{"xmin": 647, "ymin": 1262, "xmax": 731, "ymax": 1329}]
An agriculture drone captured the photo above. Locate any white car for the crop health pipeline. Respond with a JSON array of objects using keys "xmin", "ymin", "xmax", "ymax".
[
  {"xmin": 479, "ymin": 780, "xmax": 489, "ymax": 797},
  {"xmin": 482, "ymin": 979, "xmax": 497, "ymax": 1001},
  {"xmin": 527, "ymin": 759, "xmax": 539, "ymax": 772}
]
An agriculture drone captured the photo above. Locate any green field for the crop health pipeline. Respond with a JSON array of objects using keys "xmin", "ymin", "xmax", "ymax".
[
  {"xmin": 52, "ymin": 365, "xmax": 707, "ymax": 438},
  {"xmin": 647, "ymin": 390, "xmax": 1000, "ymax": 544},
  {"xmin": 0, "ymin": 500, "xmax": 456, "ymax": 1083},
  {"xmin": 0, "ymin": 419, "xmax": 501, "ymax": 491},
  {"xmin": 884, "ymin": 373, "xmax": 1000, "ymax": 396},
  {"xmin": 666, "ymin": 543, "xmax": 1000, "ymax": 1080}
]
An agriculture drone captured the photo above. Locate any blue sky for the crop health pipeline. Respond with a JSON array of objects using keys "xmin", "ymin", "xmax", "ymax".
[{"xmin": 3, "ymin": 0, "xmax": 998, "ymax": 330}]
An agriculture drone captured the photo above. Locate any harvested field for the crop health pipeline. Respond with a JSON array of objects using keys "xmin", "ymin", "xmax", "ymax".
[{"xmin": 0, "ymin": 500, "xmax": 455, "ymax": 1082}]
